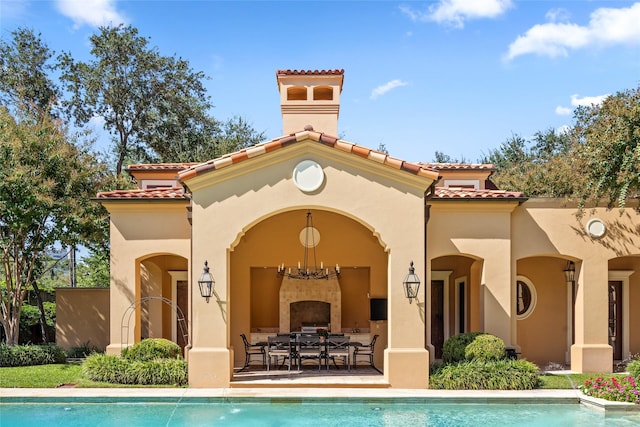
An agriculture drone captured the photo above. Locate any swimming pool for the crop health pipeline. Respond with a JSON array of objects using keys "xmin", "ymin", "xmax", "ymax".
[{"xmin": 1, "ymin": 400, "xmax": 639, "ymax": 426}]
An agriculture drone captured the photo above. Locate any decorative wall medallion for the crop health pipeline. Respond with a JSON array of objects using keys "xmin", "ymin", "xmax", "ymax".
[
  {"xmin": 586, "ymin": 218, "xmax": 606, "ymax": 238},
  {"xmin": 299, "ymin": 227, "xmax": 320, "ymax": 248},
  {"xmin": 293, "ymin": 160, "xmax": 324, "ymax": 192}
]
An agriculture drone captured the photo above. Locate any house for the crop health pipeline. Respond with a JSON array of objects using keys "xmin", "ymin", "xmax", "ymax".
[{"xmin": 57, "ymin": 69, "xmax": 640, "ymax": 389}]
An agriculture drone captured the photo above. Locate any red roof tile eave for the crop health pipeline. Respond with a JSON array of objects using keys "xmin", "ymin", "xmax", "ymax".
[{"xmin": 178, "ymin": 129, "xmax": 440, "ymax": 183}]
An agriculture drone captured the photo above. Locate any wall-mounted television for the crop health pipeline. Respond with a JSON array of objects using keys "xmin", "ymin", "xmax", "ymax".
[{"xmin": 370, "ymin": 298, "xmax": 387, "ymax": 321}]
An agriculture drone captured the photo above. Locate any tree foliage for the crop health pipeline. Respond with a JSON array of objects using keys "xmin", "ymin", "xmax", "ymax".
[
  {"xmin": 572, "ymin": 86, "xmax": 640, "ymax": 209},
  {"xmin": 483, "ymin": 129, "xmax": 579, "ymax": 198},
  {"xmin": 0, "ymin": 27, "xmax": 60, "ymax": 116},
  {"xmin": 484, "ymin": 87, "xmax": 639, "ymax": 210},
  {"xmin": 0, "ymin": 106, "xmax": 110, "ymax": 345},
  {"xmin": 58, "ymin": 24, "xmax": 263, "ymax": 186}
]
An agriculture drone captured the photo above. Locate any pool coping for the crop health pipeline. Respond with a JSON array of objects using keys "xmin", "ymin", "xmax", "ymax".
[{"xmin": 0, "ymin": 387, "xmax": 637, "ymax": 413}]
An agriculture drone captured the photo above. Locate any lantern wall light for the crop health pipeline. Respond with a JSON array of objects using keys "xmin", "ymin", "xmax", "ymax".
[
  {"xmin": 403, "ymin": 261, "xmax": 421, "ymax": 304},
  {"xmin": 198, "ymin": 261, "xmax": 215, "ymax": 303}
]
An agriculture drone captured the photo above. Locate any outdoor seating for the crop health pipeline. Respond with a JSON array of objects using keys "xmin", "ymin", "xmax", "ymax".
[
  {"xmin": 239, "ymin": 333, "xmax": 265, "ymax": 372},
  {"xmin": 326, "ymin": 335, "xmax": 350, "ymax": 370},
  {"xmin": 267, "ymin": 335, "xmax": 295, "ymax": 371},
  {"xmin": 297, "ymin": 334, "xmax": 324, "ymax": 371},
  {"xmin": 353, "ymin": 334, "xmax": 380, "ymax": 373}
]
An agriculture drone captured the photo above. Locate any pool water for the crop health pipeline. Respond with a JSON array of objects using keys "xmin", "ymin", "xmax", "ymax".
[{"xmin": 1, "ymin": 401, "xmax": 638, "ymax": 426}]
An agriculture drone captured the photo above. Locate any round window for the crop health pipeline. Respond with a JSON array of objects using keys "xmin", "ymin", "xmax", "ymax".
[{"xmin": 516, "ymin": 276, "xmax": 537, "ymax": 320}]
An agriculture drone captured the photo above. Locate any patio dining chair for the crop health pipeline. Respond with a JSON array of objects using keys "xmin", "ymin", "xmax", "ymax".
[
  {"xmin": 267, "ymin": 335, "xmax": 295, "ymax": 371},
  {"xmin": 353, "ymin": 334, "xmax": 381, "ymax": 373},
  {"xmin": 326, "ymin": 335, "xmax": 350, "ymax": 371},
  {"xmin": 297, "ymin": 334, "xmax": 324, "ymax": 371},
  {"xmin": 239, "ymin": 333, "xmax": 266, "ymax": 372}
]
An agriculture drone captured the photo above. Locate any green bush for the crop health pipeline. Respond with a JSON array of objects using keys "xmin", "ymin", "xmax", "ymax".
[
  {"xmin": 0, "ymin": 343, "xmax": 66, "ymax": 367},
  {"xmin": 82, "ymin": 353, "xmax": 187, "ymax": 385},
  {"xmin": 442, "ymin": 332, "xmax": 484, "ymax": 363},
  {"xmin": 82, "ymin": 354, "xmax": 128, "ymax": 383},
  {"xmin": 628, "ymin": 358, "xmax": 640, "ymax": 380},
  {"xmin": 430, "ymin": 359, "xmax": 540, "ymax": 390},
  {"xmin": 67, "ymin": 341, "xmax": 103, "ymax": 358},
  {"xmin": 465, "ymin": 334, "xmax": 506, "ymax": 361},
  {"xmin": 121, "ymin": 338, "xmax": 182, "ymax": 361}
]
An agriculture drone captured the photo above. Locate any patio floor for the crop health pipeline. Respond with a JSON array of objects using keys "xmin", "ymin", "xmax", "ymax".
[{"xmin": 231, "ymin": 364, "xmax": 387, "ymax": 388}]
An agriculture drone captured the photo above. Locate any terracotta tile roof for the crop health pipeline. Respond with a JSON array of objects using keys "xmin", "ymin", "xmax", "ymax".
[
  {"xmin": 96, "ymin": 187, "xmax": 189, "ymax": 200},
  {"xmin": 433, "ymin": 187, "xmax": 526, "ymax": 200},
  {"xmin": 277, "ymin": 69, "xmax": 344, "ymax": 76},
  {"xmin": 422, "ymin": 162, "xmax": 496, "ymax": 172},
  {"xmin": 126, "ymin": 163, "xmax": 198, "ymax": 172},
  {"xmin": 178, "ymin": 129, "xmax": 440, "ymax": 182}
]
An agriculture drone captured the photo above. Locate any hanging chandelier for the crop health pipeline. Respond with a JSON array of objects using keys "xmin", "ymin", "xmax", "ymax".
[{"xmin": 277, "ymin": 210, "xmax": 340, "ymax": 280}]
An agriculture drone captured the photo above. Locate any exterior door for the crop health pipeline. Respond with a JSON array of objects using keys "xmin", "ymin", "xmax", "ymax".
[
  {"xmin": 431, "ymin": 280, "xmax": 444, "ymax": 359},
  {"xmin": 608, "ymin": 281, "xmax": 622, "ymax": 360},
  {"xmin": 176, "ymin": 280, "xmax": 188, "ymax": 350}
]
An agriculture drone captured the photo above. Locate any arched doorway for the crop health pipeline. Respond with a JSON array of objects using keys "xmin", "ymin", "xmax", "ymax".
[{"xmin": 228, "ymin": 208, "xmax": 389, "ymax": 369}]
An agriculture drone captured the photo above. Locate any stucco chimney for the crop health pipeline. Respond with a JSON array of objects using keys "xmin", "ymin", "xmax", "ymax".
[{"xmin": 276, "ymin": 69, "xmax": 344, "ymax": 136}]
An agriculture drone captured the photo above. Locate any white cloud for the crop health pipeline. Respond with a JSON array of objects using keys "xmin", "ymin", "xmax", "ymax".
[
  {"xmin": 370, "ymin": 80, "xmax": 408, "ymax": 100},
  {"xmin": 555, "ymin": 93, "xmax": 610, "ymax": 116},
  {"xmin": 556, "ymin": 124, "xmax": 571, "ymax": 135},
  {"xmin": 570, "ymin": 93, "xmax": 609, "ymax": 107},
  {"xmin": 545, "ymin": 8, "xmax": 571, "ymax": 23},
  {"xmin": 505, "ymin": 2, "xmax": 640, "ymax": 60},
  {"xmin": 400, "ymin": 0, "xmax": 512, "ymax": 29},
  {"xmin": 55, "ymin": 0, "xmax": 127, "ymax": 29}
]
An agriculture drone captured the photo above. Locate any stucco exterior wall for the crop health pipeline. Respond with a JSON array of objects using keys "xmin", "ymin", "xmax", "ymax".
[
  {"xmin": 186, "ymin": 141, "xmax": 432, "ymax": 387},
  {"xmin": 56, "ymin": 288, "xmax": 110, "ymax": 352},
  {"xmin": 104, "ymin": 202, "xmax": 191, "ymax": 354}
]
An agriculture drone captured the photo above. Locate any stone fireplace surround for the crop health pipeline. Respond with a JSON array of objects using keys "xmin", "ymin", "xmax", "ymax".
[{"xmin": 279, "ymin": 276, "xmax": 341, "ymax": 333}]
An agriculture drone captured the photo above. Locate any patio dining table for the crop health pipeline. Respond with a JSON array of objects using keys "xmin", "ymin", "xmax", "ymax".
[{"xmin": 265, "ymin": 333, "xmax": 353, "ymax": 371}]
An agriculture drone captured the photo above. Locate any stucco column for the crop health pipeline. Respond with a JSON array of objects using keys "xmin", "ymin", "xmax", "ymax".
[
  {"xmin": 480, "ymin": 246, "xmax": 512, "ymax": 344},
  {"xmin": 384, "ymin": 255, "xmax": 429, "ymax": 388},
  {"xmin": 188, "ymin": 206, "xmax": 232, "ymax": 387},
  {"xmin": 571, "ymin": 259, "xmax": 612, "ymax": 373},
  {"xmin": 106, "ymin": 257, "xmax": 137, "ymax": 355}
]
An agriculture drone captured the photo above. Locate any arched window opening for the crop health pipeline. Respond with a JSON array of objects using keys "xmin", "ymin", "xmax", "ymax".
[
  {"xmin": 313, "ymin": 86, "xmax": 333, "ymax": 100},
  {"xmin": 287, "ymin": 86, "xmax": 307, "ymax": 100}
]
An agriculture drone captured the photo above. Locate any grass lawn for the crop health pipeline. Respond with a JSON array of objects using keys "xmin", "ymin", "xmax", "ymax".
[
  {"xmin": 538, "ymin": 372, "xmax": 632, "ymax": 389},
  {"xmin": 0, "ymin": 363, "xmax": 177, "ymax": 388},
  {"xmin": 2, "ymin": 362, "xmax": 632, "ymax": 390}
]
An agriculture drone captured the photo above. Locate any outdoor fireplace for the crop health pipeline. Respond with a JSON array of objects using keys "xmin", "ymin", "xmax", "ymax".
[{"xmin": 279, "ymin": 276, "xmax": 341, "ymax": 333}]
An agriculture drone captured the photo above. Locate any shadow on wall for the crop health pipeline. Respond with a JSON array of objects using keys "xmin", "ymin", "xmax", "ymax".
[{"xmin": 571, "ymin": 211, "xmax": 640, "ymax": 257}]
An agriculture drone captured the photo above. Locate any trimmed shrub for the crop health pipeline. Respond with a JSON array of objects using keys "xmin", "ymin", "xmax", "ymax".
[
  {"xmin": 628, "ymin": 359, "xmax": 640, "ymax": 381},
  {"xmin": 465, "ymin": 334, "xmax": 506, "ymax": 362},
  {"xmin": 83, "ymin": 354, "xmax": 129, "ymax": 383},
  {"xmin": 121, "ymin": 338, "xmax": 182, "ymax": 361},
  {"xmin": 0, "ymin": 343, "xmax": 66, "ymax": 367},
  {"xmin": 442, "ymin": 332, "xmax": 484, "ymax": 363},
  {"xmin": 82, "ymin": 353, "xmax": 187, "ymax": 385},
  {"xmin": 430, "ymin": 359, "xmax": 540, "ymax": 390},
  {"xmin": 67, "ymin": 341, "xmax": 103, "ymax": 358}
]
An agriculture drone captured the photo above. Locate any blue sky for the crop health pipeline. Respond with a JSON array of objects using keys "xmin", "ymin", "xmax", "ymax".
[{"xmin": 2, "ymin": 0, "xmax": 639, "ymax": 163}]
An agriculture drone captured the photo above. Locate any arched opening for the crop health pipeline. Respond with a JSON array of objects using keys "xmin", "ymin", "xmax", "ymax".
[
  {"xmin": 133, "ymin": 254, "xmax": 188, "ymax": 351},
  {"xmin": 313, "ymin": 86, "xmax": 333, "ymax": 100},
  {"xmin": 287, "ymin": 86, "xmax": 307, "ymax": 100},
  {"xmin": 229, "ymin": 208, "xmax": 388, "ymax": 369}
]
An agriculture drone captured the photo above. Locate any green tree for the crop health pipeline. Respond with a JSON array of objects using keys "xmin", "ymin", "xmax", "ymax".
[
  {"xmin": 0, "ymin": 27, "xmax": 60, "ymax": 116},
  {"xmin": 58, "ymin": 24, "xmax": 261, "ymax": 186},
  {"xmin": 572, "ymin": 86, "xmax": 640, "ymax": 209},
  {"xmin": 0, "ymin": 106, "xmax": 110, "ymax": 345},
  {"xmin": 484, "ymin": 130, "xmax": 579, "ymax": 198}
]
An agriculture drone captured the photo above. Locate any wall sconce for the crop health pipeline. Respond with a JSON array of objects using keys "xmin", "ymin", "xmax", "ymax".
[
  {"xmin": 403, "ymin": 261, "xmax": 421, "ymax": 304},
  {"xmin": 198, "ymin": 261, "xmax": 215, "ymax": 303},
  {"xmin": 563, "ymin": 260, "xmax": 575, "ymax": 285}
]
